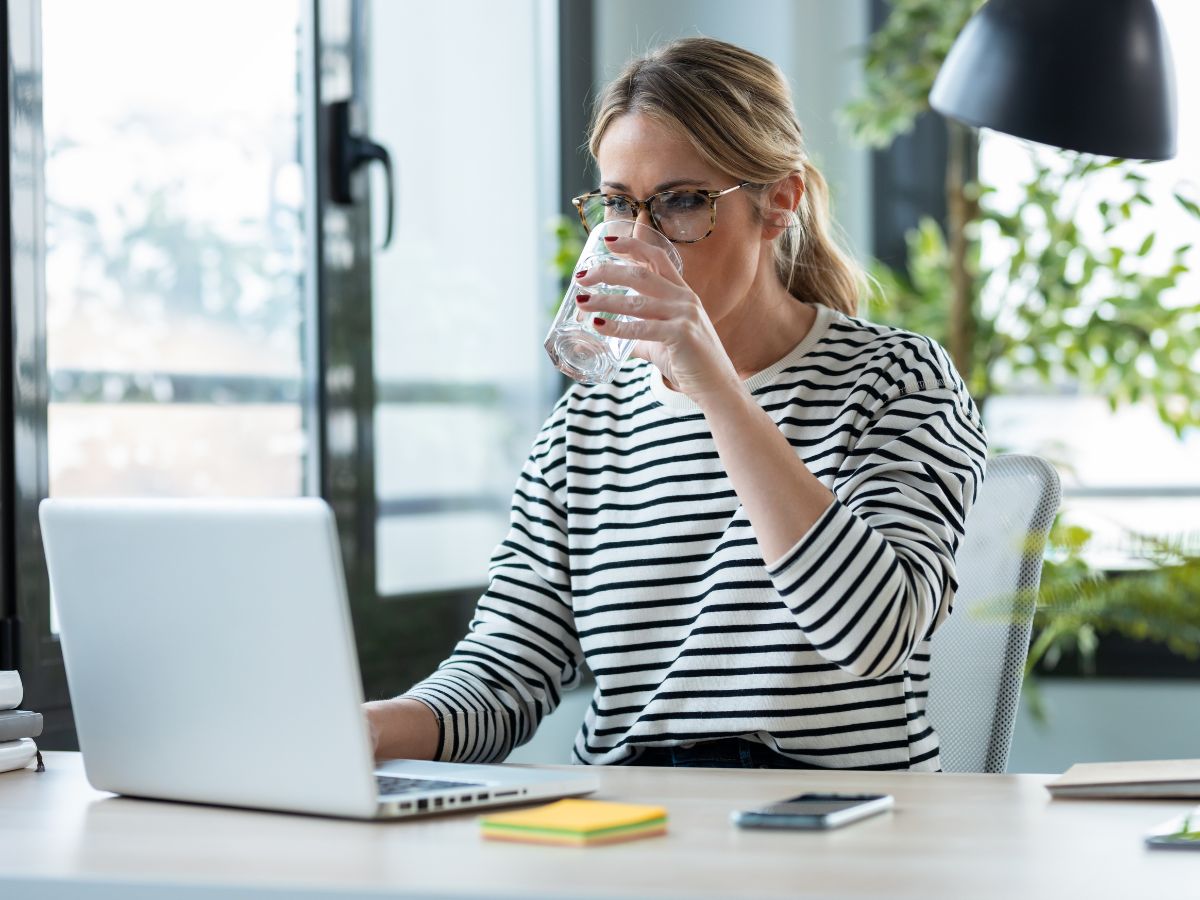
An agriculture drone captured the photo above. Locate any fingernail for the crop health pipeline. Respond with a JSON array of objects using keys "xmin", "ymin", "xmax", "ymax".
[
  {"xmin": 575, "ymin": 269, "xmax": 588, "ymax": 278},
  {"xmin": 576, "ymin": 293, "xmax": 590, "ymax": 304},
  {"xmin": 593, "ymin": 317, "xmax": 606, "ymax": 327},
  {"xmin": 603, "ymin": 236, "xmax": 619, "ymax": 243}
]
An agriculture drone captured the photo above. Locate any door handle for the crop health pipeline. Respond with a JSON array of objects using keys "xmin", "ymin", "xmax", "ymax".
[{"xmin": 327, "ymin": 99, "xmax": 395, "ymax": 250}]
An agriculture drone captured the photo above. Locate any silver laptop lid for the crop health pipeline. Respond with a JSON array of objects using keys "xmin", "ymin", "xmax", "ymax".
[{"xmin": 40, "ymin": 498, "xmax": 380, "ymax": 818}]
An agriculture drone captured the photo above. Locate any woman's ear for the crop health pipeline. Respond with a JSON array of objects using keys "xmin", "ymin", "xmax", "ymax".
[{"xmin": 761, "ymin": 173, "xmax": 804, "ymax": 240}]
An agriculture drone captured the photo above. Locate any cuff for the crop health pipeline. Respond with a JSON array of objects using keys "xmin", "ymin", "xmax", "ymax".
[
  {"xmin": 764, "ymin": 496, "xmax": 845, "ymax": 579},
  {"xmin": 400, "ymin": 689, "xmax": 452, "ymax": 762}
]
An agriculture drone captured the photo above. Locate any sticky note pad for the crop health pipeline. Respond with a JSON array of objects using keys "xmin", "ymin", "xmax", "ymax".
[{"xmin": 481, "ymin": 798, "xmax": 668, "ymax": 846}]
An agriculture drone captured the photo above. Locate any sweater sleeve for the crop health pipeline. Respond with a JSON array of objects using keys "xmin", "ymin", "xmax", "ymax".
[
  {"xmin": 764, "ymin": 382, "xmax": 987, "ymax": 679},
  {"xmin": 401, "ymin": 406, "xmax": 583, "ymax": 763}
]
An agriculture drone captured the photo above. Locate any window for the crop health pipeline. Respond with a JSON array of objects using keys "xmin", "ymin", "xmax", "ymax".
[{"xmin": 43, "ymin": 0, "xmax": 313, "ymax": 506}]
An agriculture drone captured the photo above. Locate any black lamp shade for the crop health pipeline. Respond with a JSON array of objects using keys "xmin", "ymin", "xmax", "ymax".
[{"xmin": 930, "ymin": 0, "xmax": 1177, "ymax": 160}]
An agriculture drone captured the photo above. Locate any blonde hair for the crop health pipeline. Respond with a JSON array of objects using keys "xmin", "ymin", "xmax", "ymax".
[{"xmin": 588, "ymin": 37, "xmax": 865, "ymax": 317}]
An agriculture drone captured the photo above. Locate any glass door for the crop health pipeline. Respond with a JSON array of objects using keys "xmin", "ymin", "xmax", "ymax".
[{"xmin": 328, "ymin": 0, "xmax": 562, "ymax": 698}]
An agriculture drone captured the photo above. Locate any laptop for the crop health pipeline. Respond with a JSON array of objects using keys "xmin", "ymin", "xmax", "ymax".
[{"xmin": 38, "ymin": 497, "xmax": 598, "ymax": 819}]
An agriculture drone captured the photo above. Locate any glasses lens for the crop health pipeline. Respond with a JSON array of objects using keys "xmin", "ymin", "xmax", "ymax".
[
  {"xmin": 580, "ymin": 194, "xmax": 636, "ymax": 231},
  {"xmin": 650, "ymin": 192, "xmax": 712, "ymax": 242}
]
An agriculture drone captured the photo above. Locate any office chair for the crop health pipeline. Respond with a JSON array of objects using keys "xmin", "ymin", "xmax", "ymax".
[{"xmin": 926, "ymin": 454, "xmax": 1062, "ymax": 774}]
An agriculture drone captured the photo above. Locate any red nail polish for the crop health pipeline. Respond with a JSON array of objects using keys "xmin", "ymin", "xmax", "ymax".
[
  {"xmin": 593, "ymin": 317, "xmax": 605, "ymax": 327},
  {"xmin": 603, "ymin": 236, "xmax": 619, "ymax": 243},
  {"xmin": 575, "ymin": 269, "xmax": 588, "ymax": 278},
  {"xmin": 576, "ymin": 293, "xmax": 590, "ymax": 303}
]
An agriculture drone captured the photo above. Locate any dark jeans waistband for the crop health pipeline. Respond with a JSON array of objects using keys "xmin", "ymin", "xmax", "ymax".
[{"xmin": 631, "ymin": 737, "xmax": 825, "ymax": 769}]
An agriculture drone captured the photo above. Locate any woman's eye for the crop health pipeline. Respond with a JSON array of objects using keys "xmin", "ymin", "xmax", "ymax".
[
  {"xmin": 661, "ymin": 193, "xmax": 706, "ymax": 214},
  {"xmin": 605, "ymin": 196, "xmax": 633, "ymax": 215}
]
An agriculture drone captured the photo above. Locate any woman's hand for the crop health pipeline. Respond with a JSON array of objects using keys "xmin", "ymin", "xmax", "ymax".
[{"xmin": 574, "ymin": 235, "xmax": 742, "ymax": 406}]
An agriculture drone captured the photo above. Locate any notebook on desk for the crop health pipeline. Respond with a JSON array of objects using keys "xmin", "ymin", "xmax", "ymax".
[
  {"xmin": 1047, "ymin": 759, "xmax": 1200, "ymax": 799},
  {"xmin": 39, "ymin": 498, "xmax": 598, "ymax": 820}
]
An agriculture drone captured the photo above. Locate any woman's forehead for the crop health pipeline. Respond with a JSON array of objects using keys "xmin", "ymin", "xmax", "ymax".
[{"xmin": 596, "ymin": 113, "xmax": 718, "ymax": 187}]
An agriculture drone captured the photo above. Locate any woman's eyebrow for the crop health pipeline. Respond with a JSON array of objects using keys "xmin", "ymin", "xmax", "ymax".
[{"xmin": 601, "ymin": 178, "xmax": 710, "ymax": 193}]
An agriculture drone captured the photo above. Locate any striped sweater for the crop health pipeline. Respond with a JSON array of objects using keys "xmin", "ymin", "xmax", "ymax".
[{"xmin": 404, "ymin": 302, "xmax": 988, "ymax": 770}]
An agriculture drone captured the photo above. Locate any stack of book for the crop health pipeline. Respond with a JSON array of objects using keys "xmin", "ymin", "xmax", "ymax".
[
  {"xmin": 1046, "ymin": 759, "xmax": 1200, "ymax": 799},
  {"xmin": 0, "ymin": 670, "xmax": 43, "ymax": 774}
]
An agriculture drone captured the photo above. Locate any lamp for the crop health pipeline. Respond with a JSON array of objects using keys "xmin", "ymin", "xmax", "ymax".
[{"xmin": 930, "ymin": 0, "xmax": 1177, "ymax": 160}]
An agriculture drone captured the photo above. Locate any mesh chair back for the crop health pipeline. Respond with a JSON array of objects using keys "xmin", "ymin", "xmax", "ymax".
[{"xmin": 926, "ymin": 454, "xmax": 1061, "ymax": 773}]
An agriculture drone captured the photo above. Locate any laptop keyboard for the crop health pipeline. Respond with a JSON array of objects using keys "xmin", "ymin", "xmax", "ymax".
[{"xmin": 375, "ymin": 774, "xmax": 485, "ymax": 797}]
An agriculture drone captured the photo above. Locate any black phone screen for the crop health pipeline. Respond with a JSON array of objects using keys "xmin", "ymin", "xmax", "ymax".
[{"xmin": 759, "ymin": 793, "xmax": 888, "ymax": 817}]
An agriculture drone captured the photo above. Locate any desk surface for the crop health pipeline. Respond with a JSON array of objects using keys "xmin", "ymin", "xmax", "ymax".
[{"xmin": 0, "ymin": 752, "xmax": 1193, "ymax": 899}]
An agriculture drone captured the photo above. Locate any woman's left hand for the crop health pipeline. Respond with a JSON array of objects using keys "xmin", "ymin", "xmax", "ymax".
[{"xmin": 574, "ymin": 235, "xmax": 743, "ymax": 406}]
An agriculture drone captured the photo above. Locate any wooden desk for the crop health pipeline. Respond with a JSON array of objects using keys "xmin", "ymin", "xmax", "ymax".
[{"xmin": 0, "ymin": 752, "xmax": 1192, "ymax": 898}]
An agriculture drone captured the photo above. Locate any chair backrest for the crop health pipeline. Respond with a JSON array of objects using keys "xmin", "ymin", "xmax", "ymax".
[{"xmin": 926, "ymin": 454, "xmax": 1061, "ymax": 774}]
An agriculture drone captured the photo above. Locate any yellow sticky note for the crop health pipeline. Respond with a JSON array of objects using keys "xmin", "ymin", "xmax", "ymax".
[{"xmin": 480, "ymin": 798, "xmax": 668, "ymax": 845}]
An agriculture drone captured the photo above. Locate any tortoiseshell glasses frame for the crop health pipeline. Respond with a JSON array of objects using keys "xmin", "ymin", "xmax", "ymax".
[{"xmin": 570, "ymin": 181, "xmax": 754, "ymax": 244}]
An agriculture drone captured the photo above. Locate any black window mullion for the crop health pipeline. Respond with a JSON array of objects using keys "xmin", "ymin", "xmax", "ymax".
[
  {"xmin": 315, "ymin": 0, "xmax": 384, "ymax": 658},
  {"xmin": 0, "ymin": 1, "xmax": 15, "ymax": 674},
  {"xmin": 4, "ymin": 0, "xmax": 73, "ymax": 744}
]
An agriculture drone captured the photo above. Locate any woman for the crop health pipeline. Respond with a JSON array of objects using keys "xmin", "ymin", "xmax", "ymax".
[{"xmin": 365, "ymin": 37, "xmax": 986, "ymax": 771}]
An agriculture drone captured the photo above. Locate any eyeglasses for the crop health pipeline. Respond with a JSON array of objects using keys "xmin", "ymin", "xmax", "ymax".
[{"xmin": 571, "ymin": 182, "xmax": 753, "ymax": 244}]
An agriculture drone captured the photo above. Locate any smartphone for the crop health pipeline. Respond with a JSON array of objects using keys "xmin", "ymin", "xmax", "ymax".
[
  {"xmin": 732, "ymin": 792, "xmax": 894, "ymax": 830},
  {"xmin": 1145, "ymin": 807, "xmax": 1200, "ymax": 851}
]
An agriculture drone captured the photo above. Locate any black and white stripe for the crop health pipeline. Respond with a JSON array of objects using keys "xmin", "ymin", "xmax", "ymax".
[{"xmin": 405, "ymin": 303, "xmax": 987, "ymax": 770}]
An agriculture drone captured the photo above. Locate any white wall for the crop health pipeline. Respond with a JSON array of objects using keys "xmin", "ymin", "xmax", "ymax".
[
  {"xmin": 1007, "ymin": 679, "xmax": 1200, "ymax": 774},
  {"xmin": 591, "ymin": 0, "xmax": 872, "ymax": 263},
  {"xmin": 367, "ymin": 0, "xmax": 560, "ymax": 595}
]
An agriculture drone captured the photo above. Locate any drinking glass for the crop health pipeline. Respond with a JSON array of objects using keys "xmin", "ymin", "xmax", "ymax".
[{"xmin": 544, "ymin": 219, "xmax": 683, "ymax": 384}]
